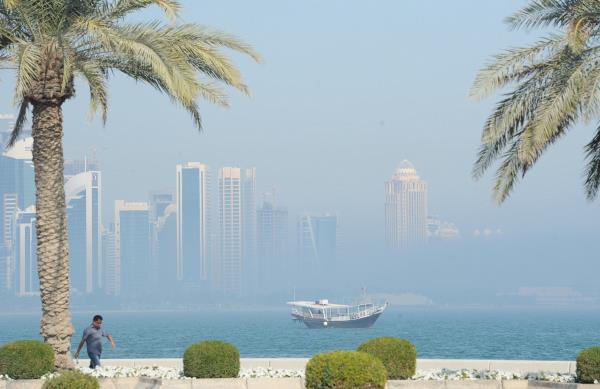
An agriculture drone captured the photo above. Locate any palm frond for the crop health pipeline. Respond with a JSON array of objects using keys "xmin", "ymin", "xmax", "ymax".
[
  {"xmin": 506, "ymin": 0, "xmax": 579, "ymax": 30},
  {"xmin": 74, "ymin": 57, "xmax": 108, "ymax": 122},
  {"xmin": 470, "ymin": 35, "xmax": 565, "ymax": 101},
  {"xmin": 12, "ymin": 42, "xmax": 42, "ymax": 102},
  {"xmin": 104, "ymin": 0, "xmax": 180, "ymax": 22},
  {"xmin": 584, "ymin": 124, "xmax": 600, "ymax": 199},
  {"xmin": 7, "ymin": 98, "xmax": 28, "ymax": 147}
]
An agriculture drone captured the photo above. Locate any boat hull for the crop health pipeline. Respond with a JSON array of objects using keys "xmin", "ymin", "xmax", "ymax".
[{"xmin": 292, "ymin": 311, "xmax": 383, "ymax": 329}]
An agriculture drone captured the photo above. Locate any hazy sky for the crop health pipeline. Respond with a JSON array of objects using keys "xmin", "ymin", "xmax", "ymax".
[{"xmin": 1, "ymin": 1, "xmax": 598, "ymax": 301}]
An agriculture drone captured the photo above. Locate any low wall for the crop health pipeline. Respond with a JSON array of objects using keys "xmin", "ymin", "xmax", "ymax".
[
  {"xmin": 76, "ymin": 358, "xmax": 577, "ymax": 374},
  {"xmin": 0, "ymin": 378, "xmax": 596, "ymax": 389}
]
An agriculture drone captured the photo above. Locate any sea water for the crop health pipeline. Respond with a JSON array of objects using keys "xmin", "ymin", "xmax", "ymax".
[{"xmin": 0, "ymin": 307, "xmax": 598, "ymax": 360}]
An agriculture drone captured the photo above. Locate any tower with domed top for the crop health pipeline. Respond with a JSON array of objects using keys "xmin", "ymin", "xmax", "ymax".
[{"xmin": 385, "ymin": 160, "xmax": 428, "ymax": 249}]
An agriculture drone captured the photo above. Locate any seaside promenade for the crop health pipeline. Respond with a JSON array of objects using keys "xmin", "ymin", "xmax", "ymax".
[{"xmin": 73, "ymin": 358, "xmax": 579, "ymax": 374}]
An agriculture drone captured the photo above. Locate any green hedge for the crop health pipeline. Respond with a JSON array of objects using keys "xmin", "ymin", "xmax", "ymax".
[
  {"xmin": 577, "ymin": 346, "xmax": 600, "ymax": 383},
  {"xmin": 357, "ymin": 337, "xmax": 417, "ymax": 379},
  {"xmin": 42, "ymin": 371, "xmax": 99, "ymax": 389},
  {"xmin": 0, "ymin": 340, "xmax": 54, "ymax": 379},
  {"xmin": 183, "ymin": 340, "xmax": 240, "ymax": 378},
  {"xmin": 305, "ymin": 351, "xmax": 387, "ymax": 389}
]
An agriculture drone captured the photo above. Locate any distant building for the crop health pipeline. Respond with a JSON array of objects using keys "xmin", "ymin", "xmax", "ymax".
[
  {"xmin": 65, "ymin": 171, "xmax": 102, "ymax": 294},
  {"xmin": 427, "ymin": 217, "xmax": 460, "ymax": 240},
  {"xmin": 0, "ymin": 137, "xmax": 34, "ymax": 293},
  {"xmin": 149, "ymin": 192, "xmax": 173, "ymax": 286},
  {"xmin": 257, "ymin": 192, "xmax": 288, "ymax": 259},
  {"xmin": 242, "ymin": 168, "xmax": 257, "ymax": 293},
  {"xmin": 64, "ymin": 156, "xmax": 99, "ymax": 177},
  {"xmin": 385, "ymin": 160, "xmax": 427, "ymax": 249},
  {"xmin": 114, "ymin": 201, "xmax": 150, "ymax": 297},
  {"xmin": 156, "ymin": 203, "xmax": 177, "ymax": 289},
  {"xmin": 102, "ymin": 226, "xmax": 119, "ymax": 296},
  {"xmin": 297, "ymin": 214, "xmax": 337, "ymax": 265},
  {"xmin": 219, "ymin": 167, "xmax": 242, "ymax": 296},
  {"xmin": 257, "ymin": 192, "xmax": 288, "ymax": 285},
  {"xmin": 14, "ymin": 207, "xmax": 37, "ymax": 296},
  {"xmin": 176, "ymin": 163, "xmax": 211, "ymax": 284}
]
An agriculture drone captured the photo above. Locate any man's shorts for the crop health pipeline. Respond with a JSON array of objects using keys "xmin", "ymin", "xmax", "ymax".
[{"xmin": 88, "ymin": 352, "xmax": 101, "ymax": 369}]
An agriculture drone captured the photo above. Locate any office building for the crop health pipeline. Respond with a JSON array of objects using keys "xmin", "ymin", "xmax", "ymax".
[
  {"xmin": 65, "ymin": 171, "xmax": 102, "ymax": 294},
  {"xmin": 176, "ymin": 163, "xmax": 211, "ymax": 283},
  {"xmin": 385, "ymin": 160, "xmax": 428, "ymax": 249},
  {"xmin": 297, "ymin": 213, "xmax": 338, "ymax": 265},
  {"xmin": 114, "ymin": 201, "xmax": 150, "ymax": 297}
]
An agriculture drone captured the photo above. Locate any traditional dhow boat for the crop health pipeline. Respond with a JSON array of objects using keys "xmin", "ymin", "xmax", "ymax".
[{"xmin": 288, "ymin": 299, "xmax": 387, "ymax": 328}]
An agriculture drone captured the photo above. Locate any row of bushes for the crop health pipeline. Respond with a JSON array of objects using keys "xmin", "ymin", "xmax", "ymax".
[{"xmin": 1, "ymin": 339, "xmax": 600, "ymax": 388}]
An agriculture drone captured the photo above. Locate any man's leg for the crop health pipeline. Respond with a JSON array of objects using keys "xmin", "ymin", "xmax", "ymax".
[{"xmin": 88, "ymin": 352, "xmax": 101, "ymax": 369}]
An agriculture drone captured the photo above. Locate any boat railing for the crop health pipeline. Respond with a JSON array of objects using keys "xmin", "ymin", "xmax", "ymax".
[{"xmin": 292, "ymin": 303, "xmax": 386, "ymax": 321}]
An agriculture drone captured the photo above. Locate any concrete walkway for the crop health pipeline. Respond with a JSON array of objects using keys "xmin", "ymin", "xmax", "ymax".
[{"xmin": 75, "ymin": 358, "xmax": 578, "ymax": 374}]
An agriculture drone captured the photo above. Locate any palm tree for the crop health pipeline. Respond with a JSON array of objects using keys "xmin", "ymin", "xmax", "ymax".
[
  {"xmin": 471, "ymin": 0, "xmax": 600, "ymax": 203},
  {"xmin": 0, "ymin": 0, "xmax": 259, "ymax": 368}
]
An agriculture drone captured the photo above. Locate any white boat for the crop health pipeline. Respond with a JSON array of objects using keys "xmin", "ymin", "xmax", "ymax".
[{"xmin": 287, "ymin": 299, "xmax": 388, "ymax": 328}]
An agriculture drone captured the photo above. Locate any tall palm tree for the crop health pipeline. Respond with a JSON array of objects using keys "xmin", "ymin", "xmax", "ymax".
[
  {"xmin": 471, "ymin": 0, "xmax": 600, "ymax": 203},
  {"xmin": 0, "ymin": 0, "xmax": 259, "ymax": 368}
]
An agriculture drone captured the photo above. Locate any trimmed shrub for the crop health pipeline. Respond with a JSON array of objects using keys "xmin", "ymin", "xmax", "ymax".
[
  {"xmin": 357, "ymin": 337, "xmax": 417, "ymax": 379},
  {"xmin": 577, "ymin": 346, "xmax": 600, "ymax": 383},
  {"xmin": 305, "ymin": 351, "xmax": 387, "ymax": 389},
  {"xmin": 183, "ymin": 340, "xmax": 240, "ymax": 378},
  {"xmin": 0, "ymin": 340, "xmax": 54, "ymax": 379},
  {"xmin": 42, "ymin": 371, "xmax": 99, "ymax": 389}
]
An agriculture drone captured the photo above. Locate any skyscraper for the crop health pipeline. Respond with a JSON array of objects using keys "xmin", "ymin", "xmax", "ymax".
[
  {"xmin": 257, "ymin": 192, "xmax": 288, "ymax": 286},
  {"xmin": 102, "ymin": 226, "xmax": 119, "ymax": 296},
  {"xmin": 219, "ymin": 167, "xmax": 242, "ymax": 296},
  {"xmin": 65, "ymin": 171, "xmax": 102, "ymax": 294},
  {"xmin": 114, "ymin": 201, "xmax": 150, "ymax": 297},
  {"xmin": 0, "ymin": 137, "xmax": 35, "ymax": 293},
  {"xmin": 176, "ymin": 163, "xmax": 210, "ymax": 284},
  {"xmin": 14, "ymin": 207, "xmax": 38, "ymax": 296},
  {"xmin": 257, "ymin": 192, "xmax": 288, "ymax": 259},
  {"xmin": 297, "ymin": 214, "xmax": 338, "ymax": 266},
  {"xmin": 242, "ymin": 168, "xmax": 257, "ymax": 293},
  {"xmin": 156, "ymin": 203, "xmax": 177, "ymax": 289},
  {"xmin": 385, "ymin": 160, "xmax": 428, "ymax": 249}
]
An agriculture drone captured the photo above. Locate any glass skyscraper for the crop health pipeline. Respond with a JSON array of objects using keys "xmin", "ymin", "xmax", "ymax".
[
  {"xmin": 115, "ymin": 201, "xmax": 150, "ymax": 297},
  {"xmin": 14, "ymin": 207, "xmax": 37, "ymax": 296},
  {"xmin": 65, "ymin": 171, "xmax": 102, "ymax": 294},
  {"xmin": 297, "ymin": 214, "xmax": 338, "ymax": 265},
  {"xmin": 176, "ymin": 163, "xmax": 210, "ymax": 284},
  {"xmin": 0, "ymin": 137, "xmax": 35, "ymax": 293}
]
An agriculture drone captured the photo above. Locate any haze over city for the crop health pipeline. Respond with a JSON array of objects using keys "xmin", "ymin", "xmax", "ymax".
[{"xmin": 0, "ymin": 0, "xmax": 598, "ymax": 310}]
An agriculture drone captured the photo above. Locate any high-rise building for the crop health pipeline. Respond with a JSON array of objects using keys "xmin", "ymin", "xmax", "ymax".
[
  {"xmin": 297, "ymin": 214, "xmax": 337, "ymax": 265},
  {"xmin": 64, "ymin": 155, "xmax": 99, "ymax": 177},
  {"xmin": 242, "ymin": 168, "xmax": 257, "ymax": 293},
  {"xmin": 65, "ymin": 171, "xmax": 102, "ymax": 294},
  {"xmin": 257, "ymin": 192, "xmax": 288, "ymax": 286},
  {"xmin": 0, "ymin": 137, "xmax": 34, "ymax": 293},
  {"xmin": 176, "ymin": 163, "xmax": 211, "ymax": 284},
  {"xmin": 219, "ymin": 167, "xmax": 242, "ymax": 296},
  {"xmin": 114, "ymin": 201, "xmax": 150, "ymax": 297},
  {"xmin": 14, "ymin": 206, "xmax": 37, "ymax": 296},
  {"xmin": 156, "ymin": 203, "xmax": 177, "ymax": 289},
  {"xmin": 385, "ymin": 160, "xmax": 428, "ymax": 249},
  {"xmin": 102, "ymin": 226, "xmax": 119, "ymax": 296},
  {"xmin": 149, "ymin": 192, "xmax": 173, "ymax": 286},
  {"xmin": 257, "ymin": 192, "xmax": 288, "ymax": 259}
]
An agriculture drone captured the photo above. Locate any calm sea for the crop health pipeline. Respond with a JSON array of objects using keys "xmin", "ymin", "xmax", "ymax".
[{"xmin": 0, "ymin": 307, "xmax": 598, "ymax": 360}]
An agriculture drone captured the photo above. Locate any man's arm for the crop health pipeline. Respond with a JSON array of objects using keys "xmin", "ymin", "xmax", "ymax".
[
  {"xmin": 106, "ymin": 333, "xmax": 116, "ymax": 349},
  {"xmin": 74, "ymin": 336, "xmax": 87, "ymax": 359}
]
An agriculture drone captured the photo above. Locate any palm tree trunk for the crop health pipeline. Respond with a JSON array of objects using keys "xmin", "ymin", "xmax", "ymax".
[{"xmin": 32, "ymin": 101, "xmax": 74, "ymax": 370}]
